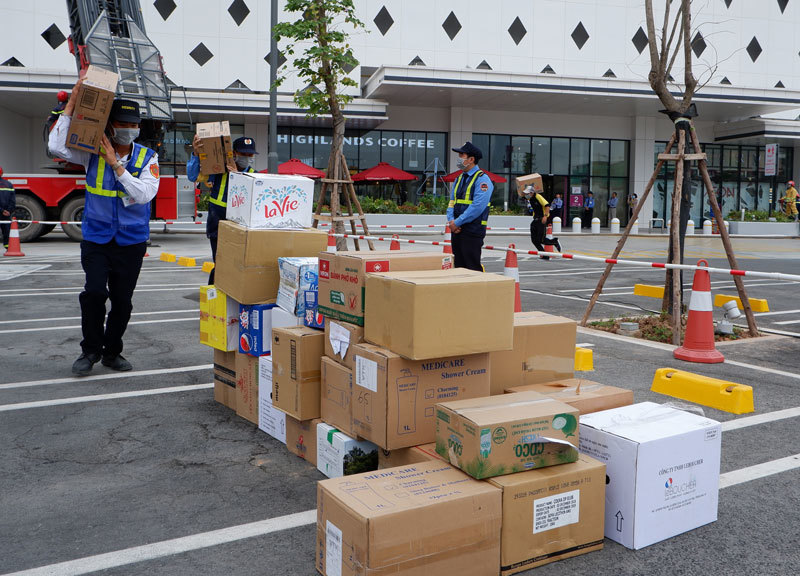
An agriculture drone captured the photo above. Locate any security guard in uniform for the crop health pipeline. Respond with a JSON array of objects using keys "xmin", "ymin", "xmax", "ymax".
[
  {"xmin": 446, "ymin": 142, "xmax": 493, "ymax": 271},
  {"xmin": 49, "ymin": 78, "xmax": 160, "ymax": 376},
  {"xmin": 187, "ymin": 136, "xmax": 258, "ymax": 283},
  {"xmin": 0, "ymin": 166, "xmax": 15, "ymax": 250}
]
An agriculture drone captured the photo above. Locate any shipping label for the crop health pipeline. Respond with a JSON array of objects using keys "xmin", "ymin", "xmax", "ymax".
[
  {"xmin": 533, "ymin": 489, "xmax": 580, "ymax": 534},
  {"xmin": 355, "ymin": 356, "xmax": 378, "ymax": 392},
  {"xmin": 326, "ymin": 520, "xmax": 343, "ymax": 576}
]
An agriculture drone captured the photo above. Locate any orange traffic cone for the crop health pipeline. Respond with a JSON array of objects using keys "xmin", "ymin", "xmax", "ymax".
[
  {"xmin": 390, "ymin": 234, "xmax": 401, "ymax": 250},
  {"xmin": 326, "ymin": 231, "xmax": 337, "ymax": 253},
  {"xmin": 3, "ymin": 218, "xmax": 25, "ymax": 257},
  {"xmin": 544, "ymin": 224, "xmax": 555, "ymax": 253},
  {"xmin": 674, "ymin": 259, "xmax": 724, "ymax": 364},
  {"xmin": 443, "ymin": 225, "xmax": 453, "ymax": 254},
  {"xmin": 503, "ymin": 244, "xmax": 522, "ymax": 312}
]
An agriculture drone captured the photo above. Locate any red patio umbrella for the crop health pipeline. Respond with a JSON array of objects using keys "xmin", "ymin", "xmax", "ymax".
[
  {"xmin": 352, "ymin": 162, "xmax": 417, "ymax": 182},
  {"xmin": 439, "ymin": 169, "xmax": 507, "ymax": 183},
  {"xmin": 263, "ymin": 158, "xmax": 326, "ymax": 178}
]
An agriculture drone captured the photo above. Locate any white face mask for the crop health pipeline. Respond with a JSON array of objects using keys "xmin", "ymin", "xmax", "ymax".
[
  {"xmin": 111, "ymin": 126, "xmax": 140, "ymax": 145},
  {"xmin": 235, "ymin": 155, "xmax": 253, "ymax": 170},
  {"xmin": 457, "ymin": 157, "xmax": 471, "ymax": 171}
]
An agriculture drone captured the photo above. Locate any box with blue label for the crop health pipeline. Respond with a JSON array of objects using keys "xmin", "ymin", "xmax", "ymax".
[
  {"xmin": 303, "ymin": 290, "xmax": 325, "ymax": 329},
  {"xmin": 238, "ymin": 303, "xmax": 276, "ymax": 356},
  {"xmin": 277, "ymin": 257, "xmax": 319, "ymax": 316}
]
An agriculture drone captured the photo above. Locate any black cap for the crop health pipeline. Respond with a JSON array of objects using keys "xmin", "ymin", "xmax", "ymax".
[
  {"xmin": 452, "ymin": 141, "xmax": 483, "ymax": 161},
  {"xmin": 110, "ymin": 99, "xmax": 141, "ymax": 124},
  {"xmin": 233, "ymin": 137, "xmax": 258, "ymax": 154}
]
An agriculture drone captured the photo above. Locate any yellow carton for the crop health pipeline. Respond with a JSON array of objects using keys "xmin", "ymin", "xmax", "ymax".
[{"xmin": 199, "ymin": 286, "xmax": 239, "ymax": 351}]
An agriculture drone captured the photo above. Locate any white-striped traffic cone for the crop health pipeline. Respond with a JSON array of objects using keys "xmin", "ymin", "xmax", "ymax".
[
  {"xmin": 504, "ymin": 244, "xmax": 522, "ymax": 313},
  {"xmin": 674, "ymin": 259, "xmax": 724, "ymax": 363},
  {"xmin": 3, "ymin": 218, "xmax": 25, "ymax": 257},
  {"xmin": 443, "ymin": 225, "xmax": 453, "ymax": 254},
  {"xmin": 326, "ymin": 231, "xmax": 337, "ymax": 253}
]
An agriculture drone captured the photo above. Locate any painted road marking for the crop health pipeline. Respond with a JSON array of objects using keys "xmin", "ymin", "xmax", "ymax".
[
  {"xmin": 0, "ymin": 283, "xmax": 199, "ymax": 293},
  {"xmin": 721, "ymin": 407, "xmax": 800, "ymax": 432},
  {"xmin": 0, "ymin": 264, "xmax": 50, "ymax": 281},
  {"xmin": 523, "ymin": 289, "xmax": 641, "ymax": 310},
  {"xmin": 0, "ymin": 364, "xmax": 212, "ymax": 391},
  {"xmin": 0, "ymin": 309, "xmax": 197, "ymax": 325},
  {"xmin": 0, "ymin": 317, "xmax": 197, "ymax": 335},
  {"xmin": 718, "ymin": 454, "xmax": 800, "ymax": 489},
  {"xmin": 755, "ymin": 309, "xmax": 800, "ymax": 317},
  {"xmin": 0, "ymin": 288, "xmax": 200, "ymax": 298}
]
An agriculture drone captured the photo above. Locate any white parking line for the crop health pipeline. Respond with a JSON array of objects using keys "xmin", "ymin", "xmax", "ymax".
[
  {"xmin": 0, "ymin": 283, "xmax": 199, "ymax": 293},
  {"xmin": 0, "ymin": 309, "xmax": 197, "ymax": 325},
  {"xmin": 0, "ymin": 287, "xmax": 200, "ymax": 298},
  {"xmin": 755, "ymin": 308, "xmax": 800, "ymax": 317},
  {"xmin": 0, "ymin": 317, "xmax": 197, "ymax": 334},
  {"xmin": 520, "ymin": 289, "xmax": 641, "ymax": 310},
  {"xmin": 0, "ymin": 364, "xmax": 212, "ymax": 391},
  {"xmin": 773, "ymin": 318, "xmax": 800, "ymax": 325},
  {"xmin": 719, "ymin": 454, "xmax": 800, "ymax": 489},
  {"xmin": 721, "ymin": 407, "xmax": 800, "ymax": 432}
]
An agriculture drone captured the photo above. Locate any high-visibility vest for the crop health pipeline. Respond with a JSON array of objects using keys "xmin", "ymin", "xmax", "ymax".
[
  {"xmin": 207, "ymin": 166, "xmax": 255, "ymax": 208},
  {"xmin": 452, "ymin": 169, "xmax": 490, "ymax": 235}
]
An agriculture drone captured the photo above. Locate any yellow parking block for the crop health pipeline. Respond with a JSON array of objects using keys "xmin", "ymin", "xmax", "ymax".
[
  {"xmin": 177, "ymin": 256, "xmax": 197, "ymax": 267},
  {"xmin": 574, "ymin": 347, "xmax": 594, "ymax": 371},
  {"xmin": 714, "ymin": 294, "xmax": 769, "ymax": 313},
  {"xmin": 634, "ymin": 284, "xmax": 665, "ymax": 299},
  {"xmin": 651, "ymin": 368, "xmax": 754, "ymax": 414},
  {"xmin": 202, "ymin": 261, "xmax": 215, "ymax": 274},
  {"xmin": 159, "ymin": 253, "xmax": 176, "ymax": 263}
]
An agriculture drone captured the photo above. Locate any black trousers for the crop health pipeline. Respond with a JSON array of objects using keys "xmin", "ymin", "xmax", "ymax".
[
  {"xmin": 582, "ymin": 208, "xmax": 594, "ymax": 228},
  {"xmin": 452, "ymin": 232, "xmax": 484, "ymax": 271},
  {"xmin": 0, "ymin": 217, "xmax": 9, "ymax": 246},
  {"xmin": 530, "ymin": 219, "xmax": 546, "ymax": 252},
  {"xmin": 206, "ymin": 205, "xmax": 225, "ymax": 285},
  {"xmin": 79, "ymin": 239, "xmax": 147, "ymax": 357}
]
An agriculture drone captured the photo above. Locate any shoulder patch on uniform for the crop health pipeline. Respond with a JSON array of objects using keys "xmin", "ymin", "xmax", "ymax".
[
  {"xmin": 150, "ymin": 163, "xmax": 160, "ymax": 178},
  {"xmin": 480, "ymin": 182, "xmax": 489, "ymax": 192}
]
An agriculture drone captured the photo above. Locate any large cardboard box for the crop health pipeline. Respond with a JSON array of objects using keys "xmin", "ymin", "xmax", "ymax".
[
  {"xmin": 316, "ymin": 422, "xmax": 378, "ymax": 479},
  {"xmin": 488, "ymin": 453, "xmax": 606, "ymax": 575},
  {"xmin": 285, "ymin": 416, "xmax": 322, "ymax": 466},
  {"xmin": 579, "ymin": 402, "xmax": 721, "ymax": 550},
  {"xmin": 215, "ymin": 222, "xmax": 328, "ymax": 304},
  {"xmin": 272, "ymin": 326, "xmax": 324, "ymax": 420},
  {"xmin": 515, "ymin": 173, "xmax": 544, "ymax": 196},
  {"xmin": 352, "ymin": 343, "xmax": 492, "ymax": 450},
  {"xmin": 318, "ymin": 251, "xmax": 453, "ymax": 326},
  {"xmin": 195, "ymin": 120, "xmax": 233, "ymax": 175},
  {"xmin": 436, "ymin": 391, "xmax": 580, "ymax": 479},
  {"xmin": 377, "ymin": 442, "xmax": 444, "ymax": 469},
  {"xmin": 489, "ymin": 311, "xmax": 576, "ymax": 395},
  {"xmin": 257, "ymin": 357, "xmax": 286, "ymax": 444},
  {"xmin": 365, "ymin": 269, "xmax": 514, "ymax": 360},
  {"xmin": 66, "ymin": 65, "xmax": 118, "ymax": 154},
  {"xmin": 227, "ymin": 172, "xmax": 314, "ymax": 229},
  {"xmin": 235, "ymin": 352, "xmax": 260, "ymax": 425},
  {"xmin": 324, "ymin": 320, "xmax": 364, "ymax": 370},
  {"xmin": 506, "ymin": 379, "xmax": 634, "ymax": 415},
  {"xmin": 316, "ymin": 461, "xmax": 502, "ymax": 576},
  {"xmin": 199, "ymin": 286, "xmax": 239, "ymax": 351},
  {"xmin": 320, "ymin": 357, "xmax": 356, "ymax": 437},
  {"xmin": 238, "ymin": 303, "xmax": 276, "ymax": 356},
  {"xmin": 213, "ymin": 349, "xmax": 237, "ymax": 410}
]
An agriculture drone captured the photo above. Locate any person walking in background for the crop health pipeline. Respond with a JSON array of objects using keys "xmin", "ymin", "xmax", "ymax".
[
  {"xmin": 582, "ymin": 191, "xmax": 594, "ymax": 228},
  {"xmin": 0, "ymin": 167, "xmax": 15, "ymax": 250},
  {"xmin": 628, "ymin": 192, "xmax": 638, "ymax": 219},
  {"xmin": 550, "ymin": 192, "xmax": 563, "ymax": 224},
  {"xmin": 607, "ymin": 191, "xmax": 618, "ymax": 226}
]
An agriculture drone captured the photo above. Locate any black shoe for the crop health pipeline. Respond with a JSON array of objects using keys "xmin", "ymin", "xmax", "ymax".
[
  {"xmin": 540, "ymin": 255, "xmax": 550, "ymax": 260},
  {"xmin": 72, "ymin": 353, "xmax": 101, "ymax": 376},
  {"xmin": 102, "ymin": 354, "xmax": 133, "ymax": 372}
]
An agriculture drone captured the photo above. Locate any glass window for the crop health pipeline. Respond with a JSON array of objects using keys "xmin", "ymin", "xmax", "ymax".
[
  {"xmin": 359, "ymin": 130, "xmax": 380, "ymax": 169},
  {"xmin": 531, "ymin": 137, "xmax": 550, "ymax": 174},
  {"xmin": 472, "ymin": 134, "xmax": 490, "ymax": 168},
  {"xmin": 610, "ymin": 140, "xmax": 628, "ymax": 177},
  {"xmin": 379, "ymin": 131, "xmax": 403, "ymax": 167},
  {"xmin": 291, "ymin": 128, "xmax": 314, "ymax": 166},
  {"xmin": 610, "ymin": 178, "xmax": 629, "ymax": 225},
  {"xmin": 721, "ymin": 146, "xmax": 739, "ymax": 181},
  {"xmin": 590, "ymin": 177, "xmax": 609, "ymax": 224},
  {"xmin": 552, "ymin": 138, "xmax": 570, "ymax": 174},
  {"xmin": 590, "ymin": 139, "xmax": 609, "ymax": 176},
  {"xmin": 426, "ymin": 132, "xmax": 447, "ymax": 170},
  {"xmin": 276, "ymin": 127, "xmax": 291, "ymax": 163},
  {"xmin": 403, "ymin": 131, "xmax": 427, "ymax": 171},
  {"xmin": 778, "ymin": 147, "xmax": 792, "ymax": 181},
  {"xmin": 570, "ymin": 138, "xmax": 589, "ymax": 175},
  {"xmin": 313, "ymin": 129, "xmax": 332, "ymax": 169},
  {"xmin": 720, "ymin": 180, "xmax": 739, "ymax": 218},
  {"xmin": 490, "ymin": 135, "xmax": 511, "ymax": 174},
  {"xmin": 342, "ymin": 130, "xmax": 360, "ymax": 169},
  {"xmin": 510, "ymin": 136, "xmax": 531, "ymax": 174},
  {"xmin": 654, "ymin": 141, "xmax": 667, "ymax": 178},
  {"xmin": 706, "ymin": 145, "xmax": 721, "ymax": 168},
  {"xmin": 162, "ymin": 126, "xmax": 193, "ymax": 176}
]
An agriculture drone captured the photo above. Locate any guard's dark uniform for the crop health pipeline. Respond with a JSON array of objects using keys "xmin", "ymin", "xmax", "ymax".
[
  {"xmin": 527, "ymin": 192, "xmax": 549, "ymax": 253},
  {"xmin": 0, "ymin": 171, "xmax": 15, "ymax": 248}
]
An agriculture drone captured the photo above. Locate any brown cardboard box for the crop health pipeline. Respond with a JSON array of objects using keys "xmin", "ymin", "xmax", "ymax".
[
  {"xmin": 285, "ymin": 416, "xmax": 322, "ymax": 466},
  {"xmin": 215, "ymin": 222, "xmax": 328, "ymax": 304},
  {"xmin": 320, "ymin": 357, "xmax": 356, "ymax": 437},
  {"xmin": 272, "ymin": 326, "xmax": 324, "ymax": 420},
  {"xmin": 235, "ymin": 352, "xmax": 260, "ymax": 424},
  {"xmin": 506, "ymin": 379, "xmax": 634, "ymax": 415},
  {"xmin": 324, "ymin": 319, "xmax": 364, "ymax": 369},
  {"xmin": 316, "ymin": 460, "xmax": 502, "ymax": 576},
  {"xmin": 365, "ymin": 269, "xmax": 514, "ymax": 360},
  {"xmin": 435, "ymin": 391, "xmax": 579, "ymax": 479},
  {"xmin": 318, "ymin": 251, "xmax": 453, "ymax": 326},
  {"xmin": 66, "ymin": 65, "xmax": 118, "ymax": 154},
  {"xmin": 489, "ymin": 453, "xmax": 606, "ymax": 574},
  {"xmin": 515, "ymin": 173, "xmax": 544, "ymax": 197},
  {"xmin": 196, "ymin": 121, "xmax": 233, "ymax": 175},
  {"xmin": 352, "ymin": 343, "xmax": 492, "ymax": 450},
  {"xmin": 377, "ymin": 442, "xmax": 444, "ymax": 469},
  {"xmin": 213, "ymin": 349, "xmax": 237, "ymax": 410},
  {"xmin": 489, "ymin": 311, "xmax": 576, "ymax": 395}
]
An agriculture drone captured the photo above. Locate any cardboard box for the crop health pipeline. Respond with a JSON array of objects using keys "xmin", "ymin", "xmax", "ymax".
[
  {"xmin": 320, "ymin": 357, "xmax": 356, "ymax": 437},
  {"xmin": 279, "ymin": 257, "xmax": 319, "ymax": 290},
  {"xmin": 316, "ymin": 422, "xmax": 378, "ymax": 479},
  {"xmin": 302, "ymin": 290, "xmax": 325, "ymax": 329},
  {"xmin": 489, "ymin": 311, "xmax": 576, "ymax": 395},
  {"xmin": 506, "ymin": 379, "xmax": 634, "ymax": 415},
  {"xmin": 257, "ymin": 357, "xmax": 286, "ymax": 444},
  {"xmin": 352, "ymin": 343, "xmax": 492, "ymax": 450},
  {"xmin": 226, "ymin": 172, "xmax": 314, "ymax": 229},
  {"xmin": 285, "ymin": 417, "xmax": 322, "ymax": 466},
  {"xmin": 199, "ymin": 286, "xmax": 239, "ymax": 351},
  {"xmin": 324, "ymin": 320, "xmax": 364, "ymax": 370},
  {"xmin": 515, "ymin": 173, "xmax": 544, "ymax": 197},
  {"xmin": 271, "ymin": 326, "xmax": 324, "ymax": 420},
  {"xmin": 365, "ymin": 269, "xmax": 514, "ymax": 360},
  {"xmin": 488, "ymin": 453, "xmax": 606, "ymax": 574},
  {"xmin": 215, "ymin": 222, "xmax": 328, "ymax": 304},
  {"xmin": 316, "ymin": 460, "xmax": 502, "ymax": 576},
  {"xmin": 272, "ymin": 305, "xmax": 304, "ymax": 329},
  {"xmin": 579, "ymin": 402, "xmax": 721, "ymax": 550},
  {"xmin": 66, "ymin": 65, "xmax": 118, "ymax": 154},
  {"xmin": 235, "ymin": 352, "xmax": 260, "ymax": 425},
  {"xmin": 196, "ymin": 121, "xmax": 233, "ymax": 175},
  {"xmin": 377, "ymin": 442, "xmax": 444, "ymax": 469},
  {"xmin": 318, "ymin": 251, "xmax": 453, "ymax": 326},
  {"xmin": 213, "ymin": 349, "xmax": 237, "ymax": 410},
  {"xmin": 238, "ymin": 303, "xmax": 276, "ymax": 356},
  {"xmin": 436, "ymin": 391, "xmax": 580, "ymax": 479}
]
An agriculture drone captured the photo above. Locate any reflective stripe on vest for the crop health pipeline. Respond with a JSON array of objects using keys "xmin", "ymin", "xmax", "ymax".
[
  {"xmin": 86, "ymin": 146, "xmax": 150, "ymax": 198},
  {"xmin": 454, "ymin": 170, "xmax": 484, "ymax": 205},
  {"xmin": 208, "ymin": 167, "xmax": 255, "ymax": 208}
]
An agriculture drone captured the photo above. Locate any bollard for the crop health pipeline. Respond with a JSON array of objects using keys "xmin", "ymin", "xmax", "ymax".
[
  {"xmin": 724, "ymin": 221, "xmax": 729, "ymax": 233},
  {"xmin": 686, "ymin": 219, "xmax": 695, "ymax": 235},
  {"xmin": 703, "ymin": 220, "xmax": 712, "ymax": 235},
  {"xmin": 610, "ymin": 218, "xmax": 620, "ymax": 234},
  {"xmin": 572, "ymin": 217, "xmax": 582, "ymax": 233},
  {"xmin": 552, "ymin": 216, "xmax": 562, "ymax": 234},
  {"xmin": 631, "ymin": 219, "xmax": 639, "ymax": 234},
  {"xmin": 591, "ymin": 217, "xmax": 600, "ymax": 234}
]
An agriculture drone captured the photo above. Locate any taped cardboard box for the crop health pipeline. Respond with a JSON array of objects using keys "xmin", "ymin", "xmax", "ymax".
[
  {"xmin": 316, "ymin": 460, "xmax": 501, "ymax": 576},
  {"xmin": 579, "ymin": 402, "xmax": 721, "ymax": 550},
  {"xmin": 352, "ymin": 343, "xmax": 491, "ymax": 450},
  {"xmin": 227, "ymin": 172, "xmax": 315, "ymax": 229},
  {"xmin": 515, "ymin": 173, "xmax": 544, "ymax": 196},
  {"xmin": 195, "ymin": 120, "xmax": 233, "ymax": 175},
  {"xmin": 320, "ymin": 357, "xmax": 356, "ymax": 437},
  {"xmin": 213, "ymin": 349, "xmax": 237, "ymax": 410},
  {"xmin": 66, "ymin": 65, "xmax": 118, "ymax": 154},
  {"xmin": 436, "ymin": 391, "xmax": 580, "ymax": 479},
  {"xmin": 257, "ymin": 356, "xmax": 286, "ymax": 444},
  {"xmin": 324, "ymin": 320, "xmax": 364, "ymax": 370},
  {"xmin": 488, "ymin": 453, "xmax": 606, "ymax": 575},
  {"xmin": 285, "ymin": 416, "xmax": 322, "ymax": 466},
  {"xmin": 271, "ymin": 326, "xmax": 324, "ymax": 420},
  {"xmin": 215, "ymin": 222, "xmax": 328, "ymax": 304},
  {"xmin": 199, "ymin": 285, "xmax": 239, "ymax": 352},
  {"xmin": 316, "ymin": 422, "xmax": 378, "ymax": 479},
  {"xmin": 506, "ymin": 379, "xmax": 634, "ymax": 415},
  {"xmin": 489, "ymin": 311, "xmax": 576, "ymax": 395},
  {"xmin": 365, "ymin": 269, "xmax": 514, "ymax": 360},
  {"xmin": 235, "ymin": 352, "xmax": 260, "ymax": 425},
  {"xmin": 377, "ymin": 442, "xmax": 444, "ymax": 469},
  {"xmin": 318, "ymin": 251, "xmax": 453, "ymax": 326}
]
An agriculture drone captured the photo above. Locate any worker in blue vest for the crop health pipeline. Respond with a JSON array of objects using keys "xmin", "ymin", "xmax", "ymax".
[
  {"xmin": 446, "ymin": 141, "xmax": 493, "ymax": 271},
  {"xmin": 187, "ymin": 135, "xmax": 258, "ymax": 283},
  {"xmin": 49, "ymin": 78, "xmax": 160, "ymax": 376}
]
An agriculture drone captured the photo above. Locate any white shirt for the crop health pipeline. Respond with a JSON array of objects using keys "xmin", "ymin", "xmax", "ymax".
[{"xmin": 48, "ymin": 115, "xmax": 160, "ymax": 205}]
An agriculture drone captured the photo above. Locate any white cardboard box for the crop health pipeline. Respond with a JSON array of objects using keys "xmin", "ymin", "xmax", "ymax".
[
  {"xmin": 258, "ymin": 357, "xmax": 286, "ymax": 444},
  {"xmin": 227, "ymin": 172, "xmax": 314, "ymax": 229},
  {"xmin": 271, "ymin": 306, "xmax": 304, "ymax": 329},
  {"xmin": 316, "ymin": 422, "xmax": 378, "ymax": 479},
  {"xmin": 579, "ymin": 402, "xmax": 721, "ymax": 550}
]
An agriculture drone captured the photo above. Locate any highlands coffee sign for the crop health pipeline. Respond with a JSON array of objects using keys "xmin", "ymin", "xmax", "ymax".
[{"xmin": 278, "ymin": 134, "xmax": 438, "ymax": 149}]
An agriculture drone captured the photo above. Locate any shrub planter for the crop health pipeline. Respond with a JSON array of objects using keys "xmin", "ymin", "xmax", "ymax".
[{"xmin": 728, "ymin": 221, "xmax": 799, "ymax": 235}]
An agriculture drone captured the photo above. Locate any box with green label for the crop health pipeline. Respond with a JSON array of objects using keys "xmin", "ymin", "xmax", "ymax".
[{"xmin": 435, "ymin": 391, "xmax": 579, "ymax": 479}]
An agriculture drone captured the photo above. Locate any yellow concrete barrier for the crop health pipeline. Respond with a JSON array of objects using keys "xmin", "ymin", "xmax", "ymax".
[
  {"xmin": 714, "ymin": 294, "xmax": 769, "ymax": 313},
  {"xmin": 159, "ymin": 253, "xmax": 176, "ymax": 263},
  {"xmin": 574, "ymin": 347, "xmax": 594, "ymax": 371},
  {"xmin": 651, "ymin": 368, "xmax": 754, "ymax": 414},
  {"xmin": 177, "ymin": 256, "xmax": 197, "ymax": 267},
  {"xmin": 202, "ymin": 261, "xmax": 215, "ymax": 274},
  {"xmin": 633, "ymin": 284, "xmax": 665, "ymax": 299}
]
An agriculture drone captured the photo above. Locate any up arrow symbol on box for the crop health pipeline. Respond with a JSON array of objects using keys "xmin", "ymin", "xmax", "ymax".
[{"xmin": 615, "ymin": 510, "xmax": 624, "ymax": 532}]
